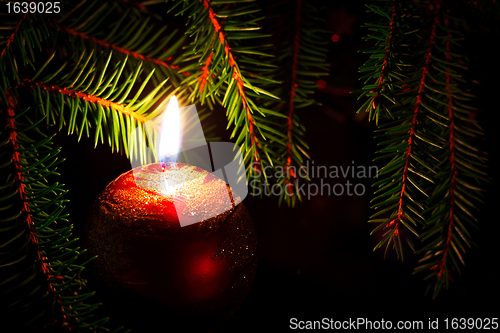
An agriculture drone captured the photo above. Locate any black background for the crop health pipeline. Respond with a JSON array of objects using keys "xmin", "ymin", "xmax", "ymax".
[{"xmin": 57, "ymin": 1, "xmax": 500, "ymax": 332}]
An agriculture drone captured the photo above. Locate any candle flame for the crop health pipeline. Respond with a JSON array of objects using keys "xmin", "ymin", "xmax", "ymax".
[{"xmin": 159, "ymin": 96, "xmax": 180, "ymax": 162}]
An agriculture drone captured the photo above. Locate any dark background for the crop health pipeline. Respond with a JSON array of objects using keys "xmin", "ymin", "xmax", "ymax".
[{"xmin": 57, "ymin": 1, "xmax": 500, "ymax": 332}]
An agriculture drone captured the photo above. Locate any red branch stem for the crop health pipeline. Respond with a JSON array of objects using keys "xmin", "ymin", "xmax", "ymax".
[
  {"xmin": 0, "ymin": 13, "xmax": 28, "ymax": 58},
  {"xmin": 199, "ymin": 50, "xmax": 214, "ymax": 92},
  {"xmin": 386, "ymin": 2, "xmax": 441, "ymax": 238},
  {"xmin": 201, "ymin": 0, "xmax": 259, "ymax": 162},
  {"xmin": 19, "ymin": 78, "xmax": 154, "ymax": 127},
  {"xmin": 284, "ymin": 0, "xmax": 302, "ymax": 193},
  {"xmin": 4, "ymin": 91, "xmax": 66, "ymax": 324},
  {"xmin": 56, "ymin": 24, "xmax": 189, "ymax": 77},
  {"xmin": 437, "ymin": 13, "xmax": 457, "ymax": 280},
  {"xmin": 371, "ymin": 0, "xmax": 397, "ymax": 109}
]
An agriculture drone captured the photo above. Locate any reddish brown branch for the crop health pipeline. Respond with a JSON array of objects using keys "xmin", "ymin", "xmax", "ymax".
[
  {"xmin": 4, "ymin": 91, "xmax": 66, "ymax": 324},
  {"xmin": 202, "ymin": 0, "xmax": 260, "ymax": 162},
  {"xmin": 0, "ymin": 13, "xmax": 28, "ymax": 58},
  {"xmin": 386, "ymin": 2, "xmax": 442, "ymax": 240},
  {"xmin": 371, "ymin": 0, "xmax": 397, "ymax": 109},
  {"xmin": 283, "ymin": 0, "xmax": 302, "ymax": 194},
  {"xmin": 19, "ymin": 78, "xmax": 154, "ymax": 128},
  {"xmin": 199, "ymin": 50, "xmax": 214, "ymax": 92},
  {"xmin": 56, "ymin": 24, "xmax": 190, "ymax": 77},
  {"xmin": 437, "ymin": 13, "xmax": 457, "ymax": 280}
]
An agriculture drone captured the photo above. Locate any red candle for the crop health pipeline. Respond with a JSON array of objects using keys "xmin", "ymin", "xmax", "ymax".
[
  {"xmin": 84, "ymin": 161, "xmax": 256, "ymax": 304},
  {"xmin": 132, "ymin": 161, "xmax": 238, "ymax": 227},
  {"xmin": 83, "ymin": 96, "xmax": 256, "ymax": 330}
]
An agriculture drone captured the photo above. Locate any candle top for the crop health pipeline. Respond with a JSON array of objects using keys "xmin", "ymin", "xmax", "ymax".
[{"xmin": 106, "ymin": 163, "xmax": 240, "ymax": 228}]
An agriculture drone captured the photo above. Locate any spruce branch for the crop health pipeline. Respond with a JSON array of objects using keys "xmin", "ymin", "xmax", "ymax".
[
  {"xmin": 361, "ymin": 0, "xmax": 444, "ymax": 260},
  {"xmin": 1, "ymin": 89, "xmax": 124, "ymax": 331},
  {"xmin": 173, "ymin": 0, "xmax": 286, "ymax": 186},
  {"xmin": 355, "ymin": 0, "xmax": 399, "ymax": 123},
  {"xmin": 199, "ymin": 0, "xmax": 265, "ymax": 169},
  {"xmin": 198, "ymin": 48, "xmax": 214, "ymax": 93},
  {"xmin": 412, "ymin": 5, "xmax": 488, "ymax": 299},
  {"xmin": 254, "ymin": 0, "xmax": 330, "ymax": 206},
  {"xmin": 359, "ymin": 0, "xmax": 491, "ymax": 297},
  {"xmin": 19, "ymin": 77, "xmax": 153, "ymax": 127},
  {"xmin": 384, "ymin": 1, "xmax": 442, "ymax": 258},
  {"xmin": 55, "ymin": 23, "xmax": 188, "ymax": 76},
  {"xmin": 19, "ymin": 48, "xmax": 174, "ymax": 165},
  {"xmin": 368, "ymin": 0, "xmax": 397, "ymax": 123},
  {"xmin": 2, "ymin": 90, "xmax": 66, "ymax": 328},
  {"xmin": 283, "ymin": 0, "xmax": 303, "ymax": 207},
  {"xmin": 52, "ymin": 0, "xmax": 191, "ymax": 90},
  {"xmin": 0, "ymin": 13, "xmax": 28, "ymax": 59},
  {"xmin": 0, "ymin": 10, "xmax": 53, "ymax": 95},
  {"xmin": 429, "ymin": 10, "xmax": 462, "ymax": 292}
]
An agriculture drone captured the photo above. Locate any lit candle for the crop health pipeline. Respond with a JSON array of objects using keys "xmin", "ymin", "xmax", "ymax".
[
  {"xmin": 83, "ymin": 96, "xmax": 256, "ymax": 330},
  {"xmin": 128, "ymin": 95, "xmax": 247, "ymax": 227}
]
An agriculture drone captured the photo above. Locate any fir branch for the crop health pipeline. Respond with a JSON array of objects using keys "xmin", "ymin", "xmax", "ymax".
[
  {"xmin": 355, "ymin": 0, "xmax": 401, "ymax": 123},
  {"xmin": 3, "ymin": 90, "xmax": 66, "ymax": 327},
  {"xmin": 19, "ymin": 77, "xmax": 154, "ymax": 128},
  {"xmin": 361, "ymin": 0, "xmax": 446, "ymax": 259},
  {"xmin": 255, "ymin": 0, "xmax": 329, "ymax": 206},
  {"xmin": 201, "ymin": 0, "xmax": 260, "ymax": 160},
  {"xmin": 361, "ymin": 0, "xmax": 490, "ymax": 295},
  {"xmin": 177, "ymin": 0, "xmax": 285, "ymax": 183},
  {"xmin": 198, "ymin": 48, "xmax": 214, "ymax": 92},
  {"xmin": 284, "ymin": 0, "xmax": 302, "ymax": 200},
  {"xmin": 434, "ymin": 12, "xmax": 458, "ymax": 286},
  {"xmin": 1, "ymin": 89, "xmax": 122, "ymax": 331},
  {"xmin": 384, "ymin": 1, "xmax": 441, "ymax": 257},
  {"xmin": 52, "ymin": 0, "xmax": 191, "ymax": 90},
  {"xmin": 55, "ymin": 23, "xmax": 188, "ymax": 76},
  {"xmin": 370, "ymin": 0, "xmax": 397, "ymax": 120},
  {"xmin": 412, "ymin": 4, "xmax": 488, "ymax": 298},
  {"xmin": 18, "ymin": 48, "xmax": 172, "ymax": 164},
  {"xmin": 0, "ymin": 13, "xmax": 28, "ymax": 59},
  {"xmin": 1, "ymin": 11, "xmax": 53, "ymax": 98}
]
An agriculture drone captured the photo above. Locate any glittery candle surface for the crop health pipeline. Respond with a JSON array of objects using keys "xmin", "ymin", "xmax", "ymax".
[{"xmin": 83, "ymin": 162, "xmax": 257, "ymax": 325}]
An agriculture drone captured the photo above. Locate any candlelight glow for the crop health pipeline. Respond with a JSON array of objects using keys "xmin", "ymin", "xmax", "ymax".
[{"xmin": 159, "ymin": 96, "xmax": 180, "ymax": 162}]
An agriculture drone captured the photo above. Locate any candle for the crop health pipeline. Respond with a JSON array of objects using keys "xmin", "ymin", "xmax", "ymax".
[
  {"xmin": 83, "ymin": 96, "xmax": 256, "ymax": 331},
  {"xmin": 128, "ymin": 95, "xmax": 248, "ymax": 226}
]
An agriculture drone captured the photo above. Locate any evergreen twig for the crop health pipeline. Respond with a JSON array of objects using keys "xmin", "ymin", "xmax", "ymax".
[{"xmin": 358, "ymin": 0, "xmax": 491, "ymax": 297}]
